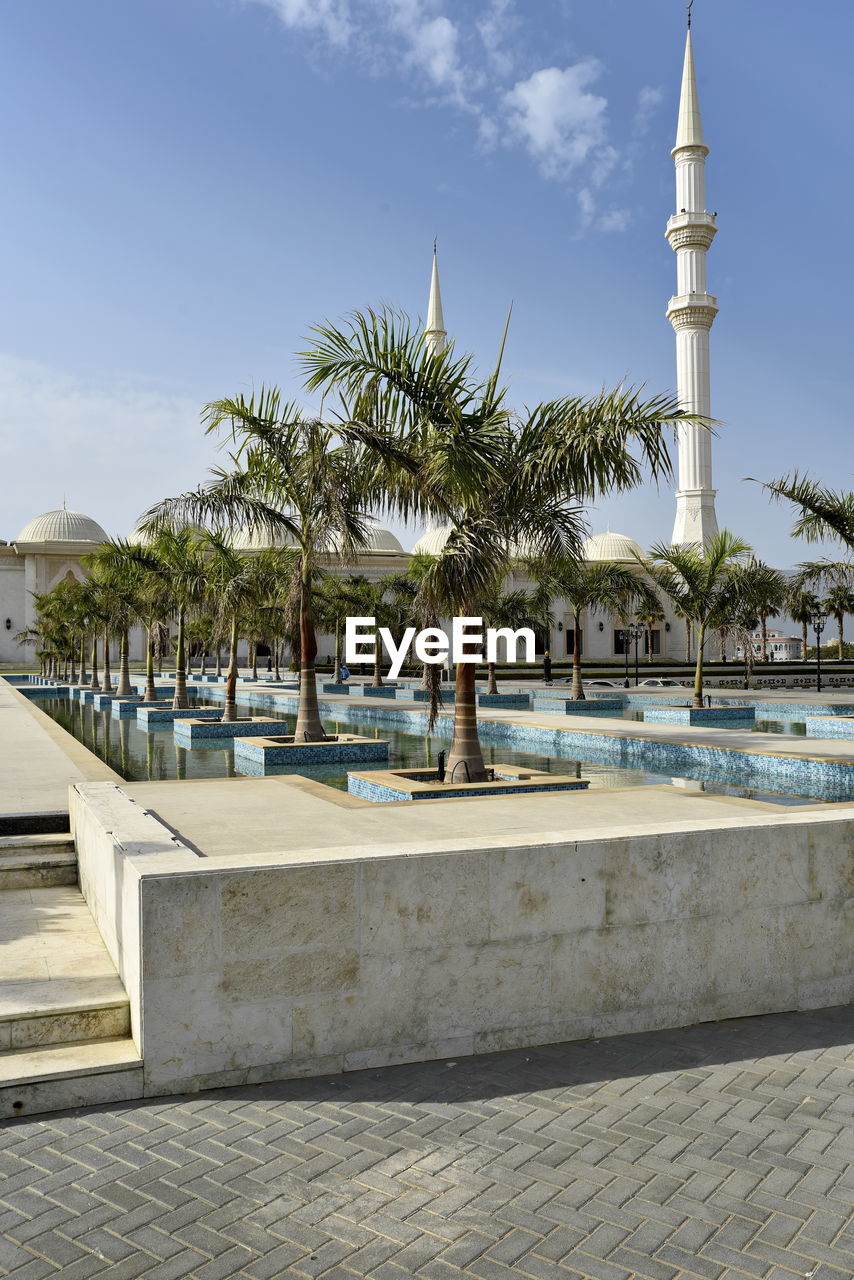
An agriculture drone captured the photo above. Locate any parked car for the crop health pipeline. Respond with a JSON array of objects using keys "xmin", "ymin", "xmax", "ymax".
[
  {"xmin": 636, "ymin": 678, "xmax": 685, "ymax": 688},
  {"xmin": 576, "ymin": 678, "xmax": 624, "ymax": 688}
]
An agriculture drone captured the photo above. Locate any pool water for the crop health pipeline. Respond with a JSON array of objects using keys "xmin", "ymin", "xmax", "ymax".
[{"xmin": 40, "ymin": 695, "xmax": 823, "ymax": 806}]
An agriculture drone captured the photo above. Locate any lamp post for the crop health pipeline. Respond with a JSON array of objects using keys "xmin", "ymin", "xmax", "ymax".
[
  {"xmin": 628, "ymin": 621, "xmax": 644, "ymax": 686},
  {"xmin": 811, "ymin": 608, "xmax": 828, "ymax": 693},
  {"xmin": 619, "ymin": 629, "xmax": 630, "ymax": 687}
]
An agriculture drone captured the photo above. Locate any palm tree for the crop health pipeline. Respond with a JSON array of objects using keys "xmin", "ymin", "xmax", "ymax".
[
  {"xmin": 649, "ymin": 531, "xmax": 752, "ymax": 706},
  {"xmin": 481, "ymin": 587, "xmax": 551, "ymax": 694},
  {"xmin": 635, "ymin": 602, "xmax": 665, "ymax": 664},
  {"xmin": 533, "ymin": 560, "xmax": 659, "ymax": 699},
  {"xmin": 823, "ymin": 582, "xmax": 854, "ymax": 660},
  {"xmin": 304, "ymin": 306, "xmax": 696, "ymax": 780},
  {"xmin": 760, "ymin": 474, "xmax": 854, "ymax": 549},
  {"xmin": 786, "ymin": 584, "xmax": 821, "ymax": 665},
  {"xmin": 200, "ymin": 534, "xmax": 259, "ymax": 722},
  {"xmin": 742, "ymin": 560, "xmax": 786, "ymax": 662},
  {"xmin": 315, "ymin": 574, "xmax": 364, "ymax": 683},
  {"xmin": 141, "ymin": 392, "xmax": 397, "ymax": 740}
]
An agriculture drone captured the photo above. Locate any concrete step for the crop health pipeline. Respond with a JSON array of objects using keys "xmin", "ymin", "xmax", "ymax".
[
  {"xmin": 0, "ymin": 1037, "xmax": 142, "ymax": 1119},
  {"xmin": 0, "ymin": 834, "xmax": 77, "ymax": 889},
  {"xmin": 0, "ymin": 975, "xmax": 130, "ymax": 1050}
]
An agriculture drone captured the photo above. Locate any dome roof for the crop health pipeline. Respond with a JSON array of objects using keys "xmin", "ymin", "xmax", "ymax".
[
  {"xmin": 329, "ymin": 521, "xmax": 404, "ymax": 556},
  {"xmin": 128, "ymin": 517, "xmax": 206, "ymax": 545},
  {"xmin": 230, "ymin": 523, "xmax": 298, "ymax": 552},
  {"xmin": 410, "ymin": 525, "xmax": 453, "ymax": 556},
  {"xmin": 582, "ymin": 531, "xmax": 645, "ymax": 564},
  {"xmin": 15, "ymin": 508, "xmax": 109, "ymax": 545}
]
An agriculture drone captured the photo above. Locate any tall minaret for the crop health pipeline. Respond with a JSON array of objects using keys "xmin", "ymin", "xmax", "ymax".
[
  {"xmin": 666, "ymin": 17, "xmax": 719, "ymax": 545},
  {"xmin": 424, "ymin": 243, "xmax": 447, "ymax": 358}
]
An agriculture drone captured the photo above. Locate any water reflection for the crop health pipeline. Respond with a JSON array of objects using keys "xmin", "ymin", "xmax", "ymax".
[{"xmin": 38, "ymin": 695, "xmax": 826, "ymax": 804}]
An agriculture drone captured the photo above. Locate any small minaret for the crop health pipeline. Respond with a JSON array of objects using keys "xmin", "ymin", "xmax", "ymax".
[
  {"xmin": 424, "ymin": 243, "xmax": 447, "ymax": 358},
  {"xmin": 666, "ymin": 18, "xmax": 719, "ymax": 545}
]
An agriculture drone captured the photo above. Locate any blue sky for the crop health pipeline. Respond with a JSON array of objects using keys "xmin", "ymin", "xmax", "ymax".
[{"xmin": 0, "ymin": 0, "xmax": 851, "ymax": 565}]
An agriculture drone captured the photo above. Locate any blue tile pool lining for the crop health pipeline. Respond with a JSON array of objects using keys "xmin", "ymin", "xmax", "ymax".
[{"xmin": 185, "ymin": 683, "xmax": 854, "ymax": 802}]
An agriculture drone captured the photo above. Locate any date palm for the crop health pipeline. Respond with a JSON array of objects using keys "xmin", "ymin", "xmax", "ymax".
[
  {"xmin": 533, "ymin": 560, "xmax": 659, "ymax": 700},
  {"xmin": 649, "ymin": 531, "xmax": 752, "ymax": 706},
  {"xmin": 744, "ymin": 560, "xmax": 787, "ymax": 662},
  {"xmin": 304, "ymin": 306, "xmax": 695, "ymax": 781},
  {"xmin": 786, "ymin": 584, "xmax": 821, "ymax": 665},
  {"xmin": 635, "ymin": 602, "xmax": 665, "ymax": 664},
  {"xmin": 481, "ymin": 586, "xmax": 551, "ymax": 694},
  {"xmin": 141, "ymin": 393, "xmax": 400, "ymax": 740}
]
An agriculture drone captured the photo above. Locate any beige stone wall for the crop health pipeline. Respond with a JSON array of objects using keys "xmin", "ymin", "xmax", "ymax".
[{"xmin": 70, "ymin": 784, "xmax": 854, "ymax": 1098}]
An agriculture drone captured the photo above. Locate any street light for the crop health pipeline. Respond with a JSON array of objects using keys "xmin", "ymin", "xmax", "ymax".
[
  {"xmin": 810, "ymin": 608, "xmax": 828, "ymax": 693},
  {"xmin": 628, "ymin": 621, "xmax": 644, "ymax": 686}
]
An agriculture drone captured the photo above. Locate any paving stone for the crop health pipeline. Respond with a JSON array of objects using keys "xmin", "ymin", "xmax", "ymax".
[{"xmin": 0, "ymin": 1006, "xmax": 851, "ymax": 1280}]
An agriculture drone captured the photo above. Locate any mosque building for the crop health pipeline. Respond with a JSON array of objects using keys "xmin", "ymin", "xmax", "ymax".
[{"xmin": 0, "ymin": 25, "xmax": 716, "ymax": 670}]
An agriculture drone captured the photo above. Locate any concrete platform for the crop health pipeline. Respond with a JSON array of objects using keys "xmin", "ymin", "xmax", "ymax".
[{"xmin": 0, "ymin": 679, "xmax": 120, "ymax": 818}]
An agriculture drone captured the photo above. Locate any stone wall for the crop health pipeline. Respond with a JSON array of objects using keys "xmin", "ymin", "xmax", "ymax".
[{"xmin": 70, "ymin": 783, "xmax": 854, "ymax": 1099}]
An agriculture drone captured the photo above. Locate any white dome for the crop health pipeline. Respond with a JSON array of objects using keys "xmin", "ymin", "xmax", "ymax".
[
  {"xmin": 410, "ymin": 525, "xmax": 453, "ymax": 556},
  {"xmin": 329, "ymin": 521, "xmax": 404, "ymax": 556},
  {"xmin": 582, "ymin": 531, "xmax": 645, "ymax": 564},
  {"xmin": 15, "ymin": 508, "xmax": 108, "ymax": 545},
  {"xmin": 230, "ymin": 523, "xmax": 298, "ymax": 551},
  {"xmin": 128, "ymin": 517, "xmax": 206, "ymax": 545}
]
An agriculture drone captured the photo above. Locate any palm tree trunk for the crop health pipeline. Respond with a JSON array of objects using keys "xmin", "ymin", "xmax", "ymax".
[
  {"xmin": 199, "ymin": 648, "xmax": 207, "ymax": 678},
  {"xmin": 332, "ymin": 621, "xmax": 341, "ymax": 683},
  {"xmin": 486, "ymin": 661, "xmax": 498, "ymax": 695},
  {"xmin": 143, "ymin": 628, "xmax": 158, "ymax": 702},
  {"xmin": 447, "ymin": 650, "xmax": 487, "ymax": 783},
  {"xmin": 760, "ymin": 615, "xmax": 768, "ymax": 663},
  {"xmin": 215, "ymin": 647, "xmax": 222, "ymax": 678},
  {"xmin": 801, "ymin": 619, "xmax": 808, "ymax": 663},
  {"xmin": 102, "ymin": 631, "xmax": 113, "ymax": 693},
  {"xmin": 570, "ymin": 610, "xmax": 584, "ymax": 700},
  {"xmin": 116, "ymin": 629, "xmax": 133, "ymax": 696},
  {"xmin": 685, "ymin": 621, "xmax": 692, "ymax": 663},
  {"xmin": 837, "ymin": 615, "xmax": 844, "ymax": 661},
  {"xmin": 78, "ymin": 635, "xmax": 88, "ymax": 687},
  {"xmin": 294, "ymin": 568, "xmax": 325, "ymax": 741},
  {"xmin": 222, "ymin": 616, "xmax": 239, "ymax": 722},
  {"xmin": 648, "ymin": 626, "xmax": 654, "ymax": 662},
  {"xmin": 90, "ymin": 635, "xmax": 100, "ymax": 690},
  {"xmin": 274, "ymin": 644, "xmax": 281, "ymax": 681},
  {"xmin": 173, "ymin": 610, "xmax": 189, "ymax": 710},
  {"xmin": 70, "ymin": 641, "xmax": 77, "ymax": 683},
  {"xmin": 693, "ymin": 621, "xmax": 706, "ymax": 708},
  {"xmin": 371, "ymin": 649, "xmax": 383, "ymax": 687},
  {"xmin": 251, "ymin": 640, "xmax": 258, "ymax": 682}
]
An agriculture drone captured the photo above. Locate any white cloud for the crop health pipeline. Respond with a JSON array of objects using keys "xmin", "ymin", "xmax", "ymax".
[
  {"xmin": 238, "ymin": 1, "xmax": 641, "ymax": 232},
  {"xmin": 598, "ymin": 208, "xmax": 630, "ymax": 233},
  {"xmin": 477, "ymin": 0, "xmax": 518, "ymax": 77},
  {"xmin": 246, "ymin": 0, "xmax": 352, "ymax": 47},
  {"xmin": 406, "ymin": 14, "xmax": 468, "ymax": 103},
  {"xmin": 634, "ymin": 84, "xmax": 663, "ymax": 136},
  {"xmin": 503, "ymin": 61, "xmax": 609, "ymax": 178}
]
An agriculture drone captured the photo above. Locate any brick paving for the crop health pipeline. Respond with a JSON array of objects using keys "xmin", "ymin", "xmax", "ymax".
[{"xmin": 1, "ymin": 1006, "xmax": 853, "ymax": 1280}]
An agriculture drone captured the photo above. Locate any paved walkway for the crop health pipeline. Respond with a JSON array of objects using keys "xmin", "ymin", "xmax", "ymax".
[
  {"xmin": 1, "ymin": 1006, "xmax": 852, "ymax": 1279},
  {"xmin": 0, "ymin": 682, "xmax": 119, "ymax": 818}
]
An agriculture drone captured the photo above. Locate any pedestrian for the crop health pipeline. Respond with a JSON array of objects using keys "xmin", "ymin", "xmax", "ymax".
[
  {"xmin": 340, "ymin": 664, "xmax": 351, "ymax": 683},
  {"xmin": 543, "ymin": 650, "xmax": 552, "ymax": 685}
]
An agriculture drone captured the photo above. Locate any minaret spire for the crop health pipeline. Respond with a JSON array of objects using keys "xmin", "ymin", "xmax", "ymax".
[
  {"xmin": 666, "ymin": 20, "xmax": 719, "ymax": 546},
  {"xmin": 424, "ymin": 241, "xmax": 447, "ymax": 358}
]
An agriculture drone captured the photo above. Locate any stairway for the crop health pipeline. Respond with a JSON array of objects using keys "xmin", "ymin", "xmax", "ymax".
[{"xmin": 0, "ymin": 823, "xmax": 143, "ymax": 1118}]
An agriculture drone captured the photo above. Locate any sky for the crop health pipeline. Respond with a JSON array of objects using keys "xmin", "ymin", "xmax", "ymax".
[{"xmin": 0, "ymin": 0, "xmax": 851, "ymax": 566}]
